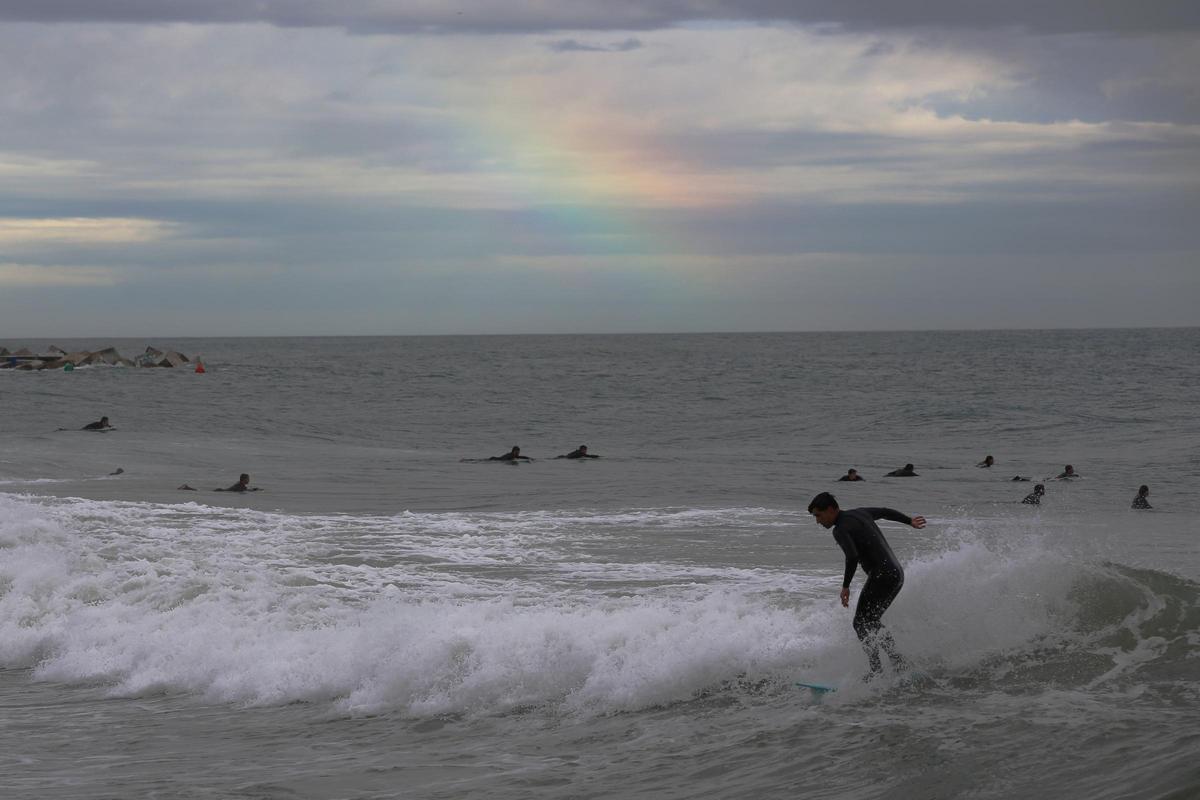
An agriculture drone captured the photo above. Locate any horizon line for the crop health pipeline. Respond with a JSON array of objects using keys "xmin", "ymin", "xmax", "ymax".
[{"xmin": 2, "ymin": 324, "xmax": 1197, "ymax": 341}]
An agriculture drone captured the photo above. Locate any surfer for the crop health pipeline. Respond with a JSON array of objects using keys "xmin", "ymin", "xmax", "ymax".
[
  {"xmin": 837, "ymin": 468, "xmax": 864, "ymax": 482},
  {"xmin": 977, "ymin": 455, "xmax": 995, "ymax": 468},
  {"xmin": 1011, "ymin": 476, "xmax": 1031, "ymax": 482},
  {"xmin": 489, "ymin": 446, "xmax": 531, "ymax": 462},
  {"xmin": 1022, "ymin": 484, "xmax": 1045, "ymax": 505},
  {"xmin": 82, "ymin": 416, "xmax": 112, "ymax": 431},
  {"xmin": 1054, "ymin": 465, "xmax": 1078, "ymax": 480},
  {"xmin": 1131, "ymin": 485, "xmax": 1152, "ymax": 509},
  {"xmin": 215, "ymin": 473, "xmax": 259, "ymax": 492},
  {"xmin": 558, "ymin": 445, "xmax": 599, "ymax": 459},
  {"xmin": 885, "ymin": 463, "xmax": 918, "ymax": 477},
  {"xmin": 807, "ymin": 492, "xmax": 925, "ymax": 676}
]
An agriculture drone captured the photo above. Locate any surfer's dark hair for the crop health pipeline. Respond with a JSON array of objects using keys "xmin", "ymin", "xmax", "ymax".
[{"xmin": 808, "ymin": 492, "xmax": 839, "ymax": 512}]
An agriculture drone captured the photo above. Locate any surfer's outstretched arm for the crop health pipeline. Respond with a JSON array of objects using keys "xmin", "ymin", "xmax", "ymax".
[{"xmin": 864, "ymin": 508, "xmax": 925, "ymax": 528}]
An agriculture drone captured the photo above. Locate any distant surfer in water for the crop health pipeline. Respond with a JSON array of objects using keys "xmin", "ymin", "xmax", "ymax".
[
  {"xmin": 837, "ymin": 468, "xmax": 864, "ymax": 482},
  {"xmin": 1022, "ymin": 484, "xmax": 1045, "ymax": 505},
  {"xmin": 82, "ymin": 416, "xmax": 112, "ymax": 431},
  {"xmin": 1054, "ymin": 465, "xmax": 1078, "ymax": 480},
  {"xmin": 885, "ymin": 463, "xmax": 918, "ymax": 477},
  {"xmin": 807, "ymin": 492, "xmax": 925, "ymax": 676},
  {"xmin": 977, "ymin": 455, "xmax": 994, "ymax": 468},
  {"xmin": 1131, "ymin": 485, "xmax": 1152, "ymax": 509},
  {"xmin": 558, "ymin": 445, "xmax": 599, "ymax": 459},
  {"xmin": 489, "ymin": 446, "xmax": 531, "ymax": 462},
  {"xmin": 215, "ymin": 473, "xmax": 259, "ymax": 492}
]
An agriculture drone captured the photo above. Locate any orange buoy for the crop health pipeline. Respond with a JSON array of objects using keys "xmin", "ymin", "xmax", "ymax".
[{"xmin": 195, "ymin": 360, "xmax": 206, "ymax": 374}]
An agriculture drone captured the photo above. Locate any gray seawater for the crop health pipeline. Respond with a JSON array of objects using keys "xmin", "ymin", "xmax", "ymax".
[{"xmin": 1, "ymin": 330, "xmax": 1197, "ymax": 799}]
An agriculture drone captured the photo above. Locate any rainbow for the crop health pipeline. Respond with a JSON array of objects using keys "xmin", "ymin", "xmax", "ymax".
[{"xmin": 456, "ymin": 83, "xmax": 715, "ymax": 265}]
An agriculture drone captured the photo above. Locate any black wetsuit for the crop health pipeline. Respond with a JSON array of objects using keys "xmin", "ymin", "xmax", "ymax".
[
  {"xmin": 563, "ymin": 449, "xmax": 598, "ymax": 459},
  {"xmin": 837, "ymin": 474, "xmax": 864, "ymax": 482},
  {"xmin": 489, "ymin": 453, "xmax": 530, "ymax": 461},
  {"xmin": 886, "ymin": 468, "xmax": 917, "ymax": 477},
  {"xmin": 832, "ymin": 508, "xmax": 910, "ymax": 673},
  {"xmin": 1131, "ymin": 495, "xmax": 1151, "ymax": 509},
  {"xmin": 82, "ymin": 420, "xmax": 110, "ymax": 430}
]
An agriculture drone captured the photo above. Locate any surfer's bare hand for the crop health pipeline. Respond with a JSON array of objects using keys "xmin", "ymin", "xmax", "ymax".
[
  {"xmin": 911, "ymin": 516, "xmax": 926, "ymax": 529},
  {"xmin": 840, "ymin": 587, "xmax": 850, "ymax": 607}
]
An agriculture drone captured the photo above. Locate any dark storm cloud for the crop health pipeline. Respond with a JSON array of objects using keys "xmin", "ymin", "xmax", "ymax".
[
  {"xmin": 727, "ymin": 1, "xmax": 1200, "ymax": 34},
  {"xmin": 2, "ymin": 1, "xmax": 1197, "ymax": 34}
]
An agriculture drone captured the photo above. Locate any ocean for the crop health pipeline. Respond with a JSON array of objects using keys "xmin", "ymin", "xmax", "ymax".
[{"xmin": 1, "ymin": 330, "xmax": 1197, "ymax": 799}]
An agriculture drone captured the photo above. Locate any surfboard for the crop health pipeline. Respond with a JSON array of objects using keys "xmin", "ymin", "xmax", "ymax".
[{"xmin": 795, "ymin": 681, "xmax": 837, "ymax": 694}]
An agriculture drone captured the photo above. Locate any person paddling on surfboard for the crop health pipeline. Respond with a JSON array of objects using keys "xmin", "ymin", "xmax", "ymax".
[
  {"xmin": 82, "ymin": 416, "xmax": 113, "ymax": 431},
  {"xmin": 807, "ymin": 492, "xmax": 925, "ymax": 677},
  {"xmin": 557, "ymin": 445, "xmax": 599, "ymax": 459},
  {"xmin": 489, "ymin": 446, "xmax": 532, "ymax": 462},
  {"xmin": 215, "ymin": 473, "xmax": 260, "ymax": 492}
]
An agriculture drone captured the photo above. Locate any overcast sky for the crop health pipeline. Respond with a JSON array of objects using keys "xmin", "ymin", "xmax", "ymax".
[{"xmin": 1, "ymin": 1, "xmax": 1198, "ymax": 335}]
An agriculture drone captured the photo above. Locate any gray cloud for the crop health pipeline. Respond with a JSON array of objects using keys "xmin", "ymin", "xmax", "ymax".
[
  {"xmin": 0, "ymin": 17, "xmax": 1197, "ymax": 336},
  {"xmin": 2, "ymin": 1, "xmax": 1197, "ymax": 34},
  {"xmin": 548, "ymin": 38, "xmax": 644, "ymax": 53},
  {"xmin": 909, "ymin": 30, "xmax": 1200, "ymax": 124},
  {"xmin": 611, "ymin": 37, "xmax": 644, "ymax": 51},
  {"xmin": 6, "ymin": 248, "xmax": 1199, "ymax": 336}
]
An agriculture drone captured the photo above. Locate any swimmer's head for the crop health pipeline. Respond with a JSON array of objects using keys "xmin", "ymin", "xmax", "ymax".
[
  {"xmin": 1138, "ymin": 485, "xmax": 1149, "ymax": 495},
  {"xmin": 1034, "ymin": 484, "xmax": 1045, "ymax": 494}
]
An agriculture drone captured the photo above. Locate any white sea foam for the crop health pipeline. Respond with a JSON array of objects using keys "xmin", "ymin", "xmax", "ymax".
[{"xmin": 0, "ymin": 493, "xmax": 1182, "ymax": 719}]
